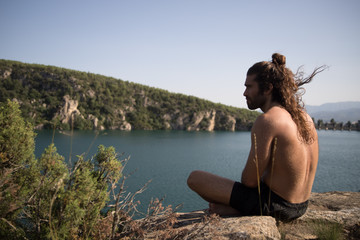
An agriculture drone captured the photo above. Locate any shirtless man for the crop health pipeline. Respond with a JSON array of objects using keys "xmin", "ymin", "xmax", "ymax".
[{"xmin": 187, "ymin": 53, "xmax": 326, "ymax": 221}]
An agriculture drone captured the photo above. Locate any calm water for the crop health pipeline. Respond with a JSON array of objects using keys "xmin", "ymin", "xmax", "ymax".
[{"xmin": 34, "ymin": 130, "xmax": 360, "ymax": 214}]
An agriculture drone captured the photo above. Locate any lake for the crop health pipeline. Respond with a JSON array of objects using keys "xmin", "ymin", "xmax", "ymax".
[{"xmin": 34, "ymin": 130, "xmax": 360, "ymax": 214}]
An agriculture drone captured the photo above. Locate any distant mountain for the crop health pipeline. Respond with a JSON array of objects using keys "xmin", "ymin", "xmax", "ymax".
[{"xmin": 306, "ymin": 102, "xmax": 360, "ymax": 123}]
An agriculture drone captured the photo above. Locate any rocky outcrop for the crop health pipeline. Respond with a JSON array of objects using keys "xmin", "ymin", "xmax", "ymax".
[
  {"xmin": 172, "ymin": 112, "xmax": 190, "ymax": 130},
  {"xmin": 56, "ymin": 95, "xmax": 82, "ymax": 125},
  {"xmin": 139, "ymin": 191, "xmax": 360, "ymax": 239},
  {"xmin": 162, "ymin": 113, "xmax": 173, "ymax": 130},
  {"xmin": 168, "ymin": 214, "xmax": 281, "ymax": 240},
  {"xmin": 186, "ymin": 110, "xmax": 216, "ymax": 131},
  {"xmin": 160, "ymin": 110, "xmax": 242, "ymax": 132},
  {"xmin": 107, "ymin": 109, "xmax": 132, "ymax": 131},
  {"xmin": 186, "ymin": 112, "xmax": 207, "ymax": 131},
  {"xmin": 290, "ymin": 191, "xmax": 360, "ymax": 239},
  {"xmin": 1, "ymin": 69, "xmax": 12, "ymax": 79},
  {"xmin": 206, "ymin": 110, "xmax": 216, "ymax": 131},
  {"xmin": 88, "ymin": 114, "xmax": 106, "ymax": 130}
]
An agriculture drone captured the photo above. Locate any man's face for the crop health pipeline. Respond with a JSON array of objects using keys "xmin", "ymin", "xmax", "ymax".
[{"xmin": 243, "ymin": 74, "xmax": 266, "ymax": 110}]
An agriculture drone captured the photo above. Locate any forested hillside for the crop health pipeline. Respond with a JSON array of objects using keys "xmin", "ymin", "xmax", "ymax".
[{"xmin": 0, "ymin": 59, "xmax": 259, "ymax": 131}]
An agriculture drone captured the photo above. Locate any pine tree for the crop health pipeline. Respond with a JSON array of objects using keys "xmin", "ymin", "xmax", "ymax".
[{"xmin": 0, "ymin": 100, "xmax": 37, "ymax": 238}]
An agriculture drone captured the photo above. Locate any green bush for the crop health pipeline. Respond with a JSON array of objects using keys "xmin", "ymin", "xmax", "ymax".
[
  {"xmin": 0, "ymin": 100, "xmax": 37, "ymax": 238},
  {"xmin": 0, "ymin": 100, "xmax": 146, "ymax": 239}
]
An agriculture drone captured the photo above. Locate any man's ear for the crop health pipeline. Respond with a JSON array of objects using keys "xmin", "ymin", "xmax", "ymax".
[{"xmin": 264, "ymin": 83, "xmax": 273, "ymax": 95}]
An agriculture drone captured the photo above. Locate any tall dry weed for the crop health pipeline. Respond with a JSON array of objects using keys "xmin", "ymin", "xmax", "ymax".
[{"xmin": 253, "ymin": 133, "xmax": 278, "ymax": 215}]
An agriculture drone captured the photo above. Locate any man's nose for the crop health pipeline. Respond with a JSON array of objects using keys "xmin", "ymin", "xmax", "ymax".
[{"xmin": 243, "ymin": 89, "xmax": 247, "ymax": 97}]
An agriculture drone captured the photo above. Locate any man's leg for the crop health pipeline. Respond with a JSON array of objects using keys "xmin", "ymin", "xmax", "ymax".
[{"xmin": 187, "ymin": 170, "xmax": 241, "ymax": 216}]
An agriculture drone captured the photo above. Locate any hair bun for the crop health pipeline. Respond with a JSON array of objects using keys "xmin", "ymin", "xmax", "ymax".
[{"xmin": 272, "ymin": 53, "xmax": 286, "ymax": 66}]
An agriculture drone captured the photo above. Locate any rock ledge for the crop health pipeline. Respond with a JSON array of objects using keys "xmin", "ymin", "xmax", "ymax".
[{"xmin": 141, "ymin": 191, "xmax": 360, "ymax": 239}]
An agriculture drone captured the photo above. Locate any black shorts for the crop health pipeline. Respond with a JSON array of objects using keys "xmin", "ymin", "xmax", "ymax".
[{"xmin": 229, "ymin": 181, "xmax": 308, "ymax": 221}]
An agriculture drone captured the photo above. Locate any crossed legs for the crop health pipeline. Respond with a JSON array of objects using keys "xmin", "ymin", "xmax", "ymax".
[{"xmin": 187, "ymin": 170, "xmax": 242, "ymax": 216}]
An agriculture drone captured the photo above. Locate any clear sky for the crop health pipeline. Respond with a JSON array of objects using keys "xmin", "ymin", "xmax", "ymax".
[{"xmin": 1, "ymin": 0, "xmax": 359, "ymax": 109}]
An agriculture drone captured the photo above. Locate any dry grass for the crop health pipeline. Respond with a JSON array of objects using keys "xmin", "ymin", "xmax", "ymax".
[
  {"xmin": 138, "ymin": 212, "xmax": 221, "ymax": 240},
  {"xmin": 253, "ymin": 133, "xmax": 278, "ymax": 216},
  {"xmin": 253, "ymin": 133, "xmax": 262, "ymax": 216}
]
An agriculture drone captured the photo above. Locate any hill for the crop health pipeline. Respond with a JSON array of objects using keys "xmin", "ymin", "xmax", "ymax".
[
  {"xmin": 306, "ymin": 102, "xmax": 360, "ymax": 123},
  {"xmin": 0, "ymin": 59, "xmax": 259, "ymax": 131}
]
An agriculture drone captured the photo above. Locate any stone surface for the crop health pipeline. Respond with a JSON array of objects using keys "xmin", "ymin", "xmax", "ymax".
[
  {"xmin": 176, "ymin": 214, "xmax": 281, "ymax": 240},
  {"xmin": 279, "ymin": 191, "xmax": 360, "ymax": 240},
  {"xmin": 140, "ymin": 191, "xmax": 360, "ymax": 239},
  {"xmin": 57, "ymin": 95, "xmax": 82, "ymax": 124}
]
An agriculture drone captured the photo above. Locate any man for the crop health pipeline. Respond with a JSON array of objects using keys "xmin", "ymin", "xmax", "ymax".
[{"xmin": 187, "ymin": 53, "xmax": 326, "ymax": 221}]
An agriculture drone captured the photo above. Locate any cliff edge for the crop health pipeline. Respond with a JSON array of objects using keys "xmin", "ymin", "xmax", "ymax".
[{"xmin": 139, "ymin": 191, "xmax": 360, "ymax": 239}]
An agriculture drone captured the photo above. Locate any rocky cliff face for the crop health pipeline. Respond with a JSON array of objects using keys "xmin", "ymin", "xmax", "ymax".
[
  {"xmin": 51, "ymin": 94, "xmax": 253, "ymax": 131},
  {"xmin": 137, "ymin": 191, "xmax": 360, "ymax": 239},
  {"xmin": 56, "ymin": 95, "xmax": 82, "ymax": 125}
]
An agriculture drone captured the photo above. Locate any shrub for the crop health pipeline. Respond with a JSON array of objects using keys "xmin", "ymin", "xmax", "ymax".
[
  {"xmin": 0, "ymin": 100, "xmax": 130, "ymax": 238},
  {"xmin": 0, "ymin": 99, "xmax": 180, "ymax": 239},
  {"xmin": 0, "ymin": 100, "xmax": 37, "ymax": 238}
]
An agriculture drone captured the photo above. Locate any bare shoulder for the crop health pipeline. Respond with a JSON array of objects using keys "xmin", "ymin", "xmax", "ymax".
[
  {"xmin": 303, "ymin": 111, "xmax": 318, "ymax": 139},
  {"xmin": 303, "ymin": 111, "xmax": 315, "ymax": 124},
  {"xmin": 253, "ymin": 107, "xmax": 291, "ymax": 129}
]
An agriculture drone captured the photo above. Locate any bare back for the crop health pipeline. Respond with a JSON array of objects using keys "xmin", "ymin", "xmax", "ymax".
[{"xmin": 241, "ymin": 106, "xmax": 318, "ymax": 203}]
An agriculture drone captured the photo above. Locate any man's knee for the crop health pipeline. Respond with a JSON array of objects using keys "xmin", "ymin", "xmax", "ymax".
[{"xmin": 187, "ymin": 170, "xmax": 202, "ymax": 190}]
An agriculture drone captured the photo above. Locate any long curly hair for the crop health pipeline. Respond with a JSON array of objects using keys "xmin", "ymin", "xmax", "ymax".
[{"xmin": 247, "ymin": 53, "xmax": 327, "ymax": 144}]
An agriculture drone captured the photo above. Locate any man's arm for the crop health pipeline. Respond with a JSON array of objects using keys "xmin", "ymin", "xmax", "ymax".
[{"xmin": 241, "ymin": 114, "xmax": 275, "ymax": 187}]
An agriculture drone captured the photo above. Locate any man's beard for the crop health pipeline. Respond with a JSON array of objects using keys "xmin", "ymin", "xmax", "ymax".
[{"xmin": 246, "ymin": 94, "xmax": 266, "ymax": 110}]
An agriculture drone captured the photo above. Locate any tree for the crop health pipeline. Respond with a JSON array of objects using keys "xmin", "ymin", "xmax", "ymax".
[
  {"xmin": 0, "ymin": 100, "xmax": 35, "ymax": 168},
  {"xmin": 317, "ymin": 119, "xmax": 324, "ymax": 128},
  {"xmin": 0, "ymin": 100, "xmax": 37, "ymax": 238},
  {"xmin": 0, "ymin": 98, "xmax": 175, "ymax": 239},
  {"xmin": 26, "ymin": 144, "xmax": 68, "ymax": 238}
]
